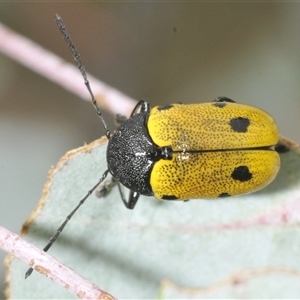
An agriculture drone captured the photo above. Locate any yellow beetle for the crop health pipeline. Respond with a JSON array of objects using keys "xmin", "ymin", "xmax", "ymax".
[
  {"xmin": 24, "ymin": 16, "xmax": 281, "ymax": 278},
  {"xmin": 54, "ymin": 14, "xmax": 279, "ymax": 211},
  {"xmin": 108, "ymin": 97, "xmax": 280, "ymax": 206}
]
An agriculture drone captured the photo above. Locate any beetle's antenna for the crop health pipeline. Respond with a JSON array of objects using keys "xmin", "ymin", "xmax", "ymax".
[
  {"xmin": 25, "ymin": 15, "xmax": 112, "ymax": 279},
  {"xmin": 55, "ymin": 14, "xmax": 111, "ymax": 140},
  {"xmin": 25, "ymin": 170, "xmax": 110, "ymax": 279}
]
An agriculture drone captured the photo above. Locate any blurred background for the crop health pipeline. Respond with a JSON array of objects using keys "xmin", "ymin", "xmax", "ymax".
[{"xmin": 0, "ymin": 3, "xmax": 300, "ymax": 298}]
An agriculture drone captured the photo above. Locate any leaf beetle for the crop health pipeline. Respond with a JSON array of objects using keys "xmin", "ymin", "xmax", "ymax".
[
  {"xmin": 25, "ymin": 15, "xmax": 280, "ymax": 277},
  {"xmin": 108, "ymin": 97, "xmax": 280, "ymax": 207}
]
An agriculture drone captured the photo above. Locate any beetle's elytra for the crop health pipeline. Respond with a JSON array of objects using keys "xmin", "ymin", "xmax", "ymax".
[{"xmin": 25, "ymin": 15, "xmax": 280, "ymax": 278}]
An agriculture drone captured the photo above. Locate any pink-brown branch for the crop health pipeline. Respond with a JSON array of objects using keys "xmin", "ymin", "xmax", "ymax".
[
  {"xmin": 0, "ymin": 21, "xmax": 136, "ymax": 117},
  {"xmin": 0, "ymin": 226, "xmax": 117, "ymax": 300}
]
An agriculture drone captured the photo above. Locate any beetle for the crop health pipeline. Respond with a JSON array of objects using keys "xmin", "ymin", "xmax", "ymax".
[
  {"xmin": 108, "ymin": 97, "xmax": 280, "ymax": 208},
  {"xmin": 25, "ymin": 15, "xmax": 280, "ymax": 277}
]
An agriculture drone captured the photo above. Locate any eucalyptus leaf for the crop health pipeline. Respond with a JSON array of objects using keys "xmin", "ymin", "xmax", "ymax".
[{"xmin": 6, "ymin": 136, "xmax": 300, "ymax": 299}]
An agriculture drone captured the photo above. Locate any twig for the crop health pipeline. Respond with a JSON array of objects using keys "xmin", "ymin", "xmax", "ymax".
[
  {"xmin": 0, "ymin": 21, "xmax": 136, "ymax": 116},
  {"xmin": 0, "ymin": 225, "xmax": 117, "ymax": 300}
]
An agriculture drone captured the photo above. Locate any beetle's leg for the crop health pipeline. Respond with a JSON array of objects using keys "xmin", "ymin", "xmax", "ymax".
[
  {"xmin": 214, "ymin": 96, "xmax": 236, "ymax": 103},
  {"xmin": 131, "ymin": 99, "xmax": 150, "ymax": 116},
  {"xmin": 95, "ymin": 176, "xmax": 117, "ymax": 198},
  {"xmin": 127, "ymin": 191, "xmax": 140, "ymax": 209},
  {"xmin": 115, "ymin": 100, "xmax": 150, "ymax": 125},
  {"xmin": 117, "ymin": 182, "xmax": 140, "ymax": 209},
  {"xmin": 115, "ymin": 114, "xmax": 128, "ymax": 126}
]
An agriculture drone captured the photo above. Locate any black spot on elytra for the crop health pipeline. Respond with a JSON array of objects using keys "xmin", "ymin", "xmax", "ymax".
[
  {"xmin": 219, "ymin": 192, "xmax": 231, "ymax": 198},
  {"xmin": 231, "ymin": 166, "xmax": 252, "ymax": 182},
  {"xmin": 230, "ymin": 117, "xmax": 250, "ymax": 133},
  {"xmin": 162, "ymin": 195, "xmax": 178, "ymax": 200},
  {"xmin": 157, "ymin": 104, "xmax": 174, "ymax": 111}
]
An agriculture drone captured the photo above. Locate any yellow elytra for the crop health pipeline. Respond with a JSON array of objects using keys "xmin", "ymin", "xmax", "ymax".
[{"xmin": 148, "ymin": 101, "xmax": 280, "ymax": 200}]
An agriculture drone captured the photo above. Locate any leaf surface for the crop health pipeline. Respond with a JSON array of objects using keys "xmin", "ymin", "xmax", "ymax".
[{"xmin": 6, "ymin": 137, "xmax": 300, "ymax": 299}]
